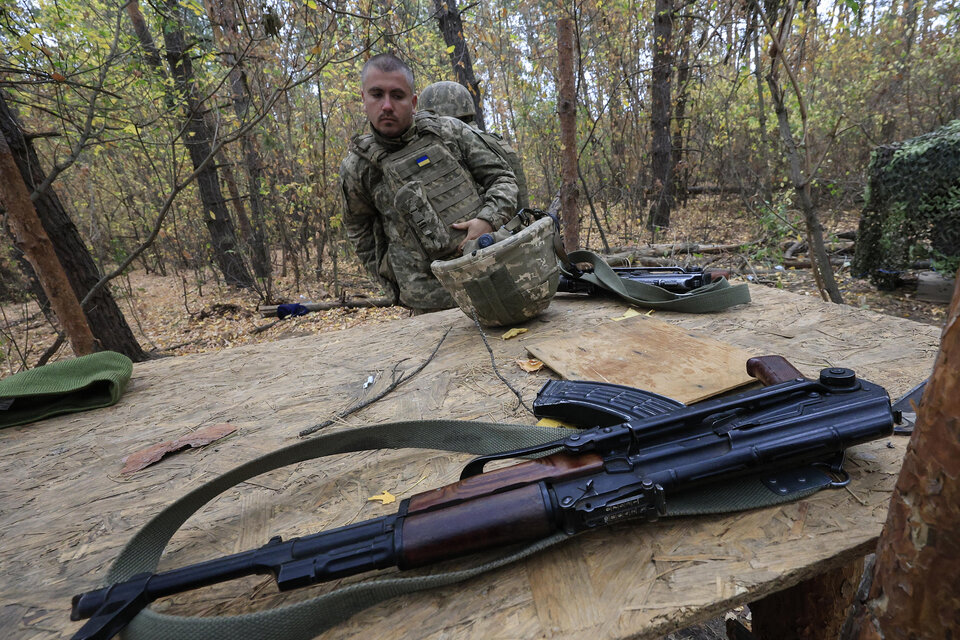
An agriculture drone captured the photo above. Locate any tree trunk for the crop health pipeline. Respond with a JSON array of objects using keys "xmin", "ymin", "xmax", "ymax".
[
  {"xmin": 762, "ymin": 0, "xmax": 843, "ymax": 303},
  {"xmin": 0, "ymin": 122, "xmax": 97, "ymax": 357},
  {"xmin": 206, "ymin": 0, "xmax": 272, "ymax": 282},
  {"xmin": 432, "ymin": 0, "xmax": 486, "ymax": 131},
  {"xmin": 671, "ymin": 14, "xmax": 694, "ymax": 205},
  {"xmin": 765, "ymin": 76, "xmax": 843, "ymax": 304},
  {"xmin": 845, "ymin": 269, "xmax": 960, "ymax": 638},
  {"xmin": 0, "ymin": 92, "xmax": 147, "ymax": 361},
  {"xmin": 557, "ymin": 17, "xmax": 580, "ymax": 252},
  {"xmin": 750, "ymin": 6, "xmax": 773, "ymax": 203},
  {"xmin": 159, "ymin": 0, "xmax": 253, "ymax": 288},
  {"xmin": 647, "ymin": 0, "xmax": 674, "ymax": 231}
]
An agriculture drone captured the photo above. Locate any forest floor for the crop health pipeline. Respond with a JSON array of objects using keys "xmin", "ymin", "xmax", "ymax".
[{"xmin": 0, "ymin": 195, "xmax": 950, "ymax": 377}]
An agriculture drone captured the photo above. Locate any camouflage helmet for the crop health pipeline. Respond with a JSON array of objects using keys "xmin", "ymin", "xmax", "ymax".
[
  {"xmin": 419, "ymin": 81, "xmax": 476, "ymax": 122},
  {"xmin": 430, "ymin": 215, "xmax": 559, "ymax": 326}
]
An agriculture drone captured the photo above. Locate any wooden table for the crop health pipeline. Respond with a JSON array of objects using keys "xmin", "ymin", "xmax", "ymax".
[{"xmin": 0, "ymin": 285, "xmax": 941, "ymax": 639}]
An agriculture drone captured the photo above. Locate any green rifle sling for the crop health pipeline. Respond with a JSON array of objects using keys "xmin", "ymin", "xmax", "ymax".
[{"xmin": 563, "ymin": 249, "xmax": 752, "ymax": 313}]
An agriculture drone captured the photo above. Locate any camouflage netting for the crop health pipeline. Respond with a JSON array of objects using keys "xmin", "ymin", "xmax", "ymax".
[{"xmin": 854, "ymin": 120, "xmax": 960, "ymax": 289}]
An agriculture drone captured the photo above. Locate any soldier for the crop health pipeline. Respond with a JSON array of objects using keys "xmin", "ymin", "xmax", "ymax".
[
  {"xmin": 418, "ymin": 81, "xmax": 530, "ymax": 210},
  {"xmin": 340, "ymin": 54, "xmax": 519, "ymax": 312}
]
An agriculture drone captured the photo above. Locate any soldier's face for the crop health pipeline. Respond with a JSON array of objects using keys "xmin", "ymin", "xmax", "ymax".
[{"xmin": 361, "ymin": 68, "xmax": 417, "ymax": 138}]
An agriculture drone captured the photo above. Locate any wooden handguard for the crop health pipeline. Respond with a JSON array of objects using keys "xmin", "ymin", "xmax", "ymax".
[
  {"xmin": 746, "ymin": 355, "xmax": 805, "ymax": 386},
  {"xmin": 399, "ymin": 483, "xmax": 557, "ymax": 568},
  {"xmin": 407, "ymin": 452, "xmax": 603, "ymax": 513},
  {"xmin": 399, "ymin": 453, "xmax": 604, "ymax": 568}
]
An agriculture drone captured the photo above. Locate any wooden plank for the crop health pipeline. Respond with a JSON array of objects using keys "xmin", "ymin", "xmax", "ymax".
[
  {"xmin": 524, "ymin": 313, "xmax": 756, "ymax": 403},
  {"xmin": 0, "ymin": 286, "xmax": 941, "ymax": 640},
  {"xmin": 916, "ymin": 270, "xmax": 956, "ymax": 303}
]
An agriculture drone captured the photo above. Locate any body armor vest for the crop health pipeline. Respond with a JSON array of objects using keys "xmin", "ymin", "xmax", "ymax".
[{"xmin": 351, "ymin": 113, "xmax": 484, "ymax": 258}]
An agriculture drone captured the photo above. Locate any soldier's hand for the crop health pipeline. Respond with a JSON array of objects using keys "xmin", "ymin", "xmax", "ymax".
[{"xmin": 452, "ymin": 218, "xmax": 494, "ymax": 252}]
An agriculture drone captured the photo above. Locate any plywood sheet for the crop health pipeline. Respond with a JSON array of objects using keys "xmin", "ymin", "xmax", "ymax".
[
  {"xmin": 524, "ymin": 313, "xmax": 756, "ymax": 403},
  {"xmin": 0, "ymin": 286, "xmax": 942, "ymax": 640}
]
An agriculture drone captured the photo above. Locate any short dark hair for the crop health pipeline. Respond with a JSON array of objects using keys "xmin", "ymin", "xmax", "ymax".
[{"xmin": 361, "ymin": 53, "xmax": 415, "ymax": 92}]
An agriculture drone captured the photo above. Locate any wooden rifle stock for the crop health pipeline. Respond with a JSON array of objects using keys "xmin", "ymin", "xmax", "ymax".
[{"xmin": 747, "ymin": 355, "xmax": 805, "ymax": 386}]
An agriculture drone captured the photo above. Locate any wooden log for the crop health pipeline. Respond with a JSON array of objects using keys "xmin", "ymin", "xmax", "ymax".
[
  {"xmin": 780, "ymin": 240, "xmax": 855, "ymax": 254},
  {"xmin": 685, "ymin": 184, "xmax": 744, "ymax": 195},
  {"xmin": 916, "ymin": 271, "xmax": 956, "ymax": 303},
  {"xmin": 602, "ymin": 242, "xmax": 757, "ymax": 265},
  {"xmin": 258, "ymin": 296, "xmax": 395, "ymax": 318},
  {"xmin": 781, "ymin": 257, "xmax": 847, "ymax": 269}
]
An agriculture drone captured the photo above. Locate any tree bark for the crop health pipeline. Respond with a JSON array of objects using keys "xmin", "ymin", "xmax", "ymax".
[
  {"xmin": 206, "ymin": 0, "xmax": 271, "ymax": 282},
  {"xmin": 845, "ymin": 269, "xmax": 960, "ymax": 639},
  {"xmin": 0, "ymin": 123, "xmax": 97, "ymax": 357},
  {"xmin": 750, "ymin": 5, "xmax": 773, "ymax": 203},
  {"xmin": 671, "ymin": 14, "xmax": 694, "ymax": 205},
  {"xmin": 432, "ymin": 0, "xmax": 486, "ymax": 131},
  {"xmin": 0, "ymin": 92, "xmax": 147, "ymax": 361},
  {"xmin": 557, "ymin": 17, "xmax": 580, "ymax": 252},
  {"xmin": 159, "ymin": 0, "xmax": 254, "ymax": 288},
  {"xmin": 765, "ymin": 76, "xmax": 843, "ymax": 304},
  {"xmin": 647, "ymin": 0, "xmax": 675, "ymax": 231}
]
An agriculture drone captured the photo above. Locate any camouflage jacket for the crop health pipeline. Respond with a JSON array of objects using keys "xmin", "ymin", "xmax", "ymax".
[
  {"xmin": 340, "ymin": 113, "xmax": 518, "ymax": 310},
  {"xmin": 469, "ymin": 125, "xmax": 530, "ymax": 210}
]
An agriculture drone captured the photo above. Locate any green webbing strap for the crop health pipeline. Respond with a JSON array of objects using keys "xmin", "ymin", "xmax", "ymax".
[
  {"xmin": 564, "ymin": 249, "xmax": 752, "ymax": 313},
  {"xmin": 108, "ymin": 419, "xmax": 826, "ymax": 640}
]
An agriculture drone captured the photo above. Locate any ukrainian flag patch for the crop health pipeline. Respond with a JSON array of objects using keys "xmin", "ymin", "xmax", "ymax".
[{"xmin": 416, "ymin": 155, "xmax": 431, "ymax": 167}]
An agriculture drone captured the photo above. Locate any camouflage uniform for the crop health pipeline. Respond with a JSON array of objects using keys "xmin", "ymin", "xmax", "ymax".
[
  {"xmin": 340, "ymin": 111, "xmax": 518, "ymax": 310},
  {"xmin": 418, "ymin": 81, "xmax": 530, "ymax": 210}
]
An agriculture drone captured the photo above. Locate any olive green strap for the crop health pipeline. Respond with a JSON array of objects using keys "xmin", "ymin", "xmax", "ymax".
[
  {"xmin": 108, "ymin": 419, "xmax": 825, "ymax": 640},
  {"xmin": 565, "ymin": 249, "xmax": 751, "ymax": 313}
]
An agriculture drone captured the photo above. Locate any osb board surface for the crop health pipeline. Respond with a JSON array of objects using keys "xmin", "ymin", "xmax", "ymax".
[
  {"xmin": 0, "ymin": 285, "xmax": 942, "ymax": 640},
  {"xmin": 524, "ymin": 314, "xmax": 756, "ymax": 403}
]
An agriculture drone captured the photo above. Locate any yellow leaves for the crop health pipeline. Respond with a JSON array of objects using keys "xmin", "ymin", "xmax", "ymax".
[
  {"xmin": 17, "ymin": 33, "xmax": 40, "ymax": 54},
  {"xmin": 612, "ymin": 308, "xmax": 641, "ymax": 321},
  {"xmin": 446, "ymin": 45, "xmax": 456, "ymax": 54},
  {"xmin": 501, "ymin": 327, "xmax": 527, "ymax": 339},
  {"xmin": 537, "ymin": 417, "xmax": 577, "ymax": 429},
  {"xmin": 122, "ymin": 124, "xmax": 139, "ymax": 135},
  {"xmin": 515, "ymin": 358, "xmax": 543, "ymax": 372},
  {"xmin": 367, "ymin": 490, "xmax": 396, "ymax": 505},
  {"xmin": 309, "ymin": 43, "xmax": 324, "ymax": 55},
  {"xmin": 306, "ymin": 0, "xmax": 318, "ymax": 9}
]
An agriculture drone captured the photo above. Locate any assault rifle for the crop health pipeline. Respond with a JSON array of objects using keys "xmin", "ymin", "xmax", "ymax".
[
  {"xmin": 69, "ymin": 356, "xmax": 895, "ymax": 640},
  {"xmin": 558, "ymin": 265, "xmax": 729, "ymax": 296}
]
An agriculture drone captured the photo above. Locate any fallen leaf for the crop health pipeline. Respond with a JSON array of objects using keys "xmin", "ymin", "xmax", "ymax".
[
  {"xmin": 368, "ymin": 490, "xmax": 396, "ymax": 505},
  {"xmin": 516, "ymin": 358, "xmax": 544, "ymax": 372},
  {"xmin": 536, "ymin": 417, "xmax": 578, "ymax": 429},
  {"xmin": 501, "ymin": 327, "xmax": 528, "ymax": 339},
  {"xmin": 612, "ymin": 308, "xmax": 641, "ymax": 321},
  {"xmin": 120, "ymin": 423, "xmax": 237, "ymax": 474}
]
